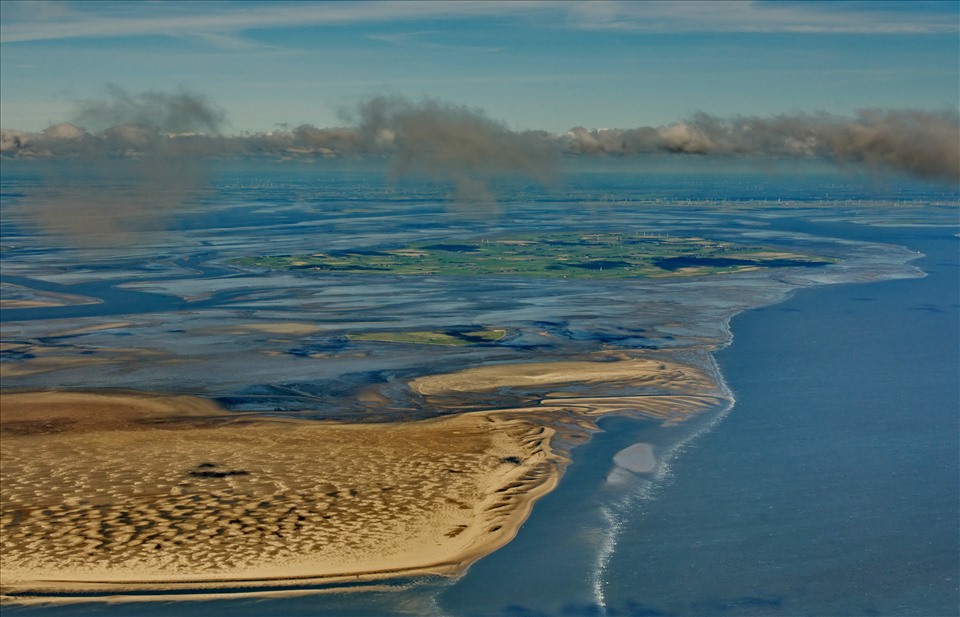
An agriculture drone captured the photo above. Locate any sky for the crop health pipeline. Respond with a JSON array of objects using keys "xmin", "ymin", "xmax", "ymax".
[{"xmin": 1, "ymin": 0, "xmax": 958, "ymax": 134}]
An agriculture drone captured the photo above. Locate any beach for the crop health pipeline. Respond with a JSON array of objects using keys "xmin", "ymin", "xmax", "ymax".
[
  {"xmin": 0, "ymin": 390, "xmax": 561, "ymax": 599},
  {"xmin": 1, "ymin": 158, "xmax": 949, "ymax": 615},
  {"xmin": 0, "ymin": 354, "xmax": 723, "ymax": 602}
]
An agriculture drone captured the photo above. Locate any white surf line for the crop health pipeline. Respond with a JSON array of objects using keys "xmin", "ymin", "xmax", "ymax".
[
  {"xmin": 592, "ymin": 505, "xmax": 616, "ymax": 613},
  {"xmin": 657, "ymin": 354, "xmax": 735, "ymax": 486},
  {"xmin": 590, "ymin": 353, "xmax": 737, "ymax": 614},
  {"xmin": 591, "ymin": 486, "xmax": 654, "ymax": 614},
  {"xmin": 421, "ymin": 585, "xmax": 456, "ymax": 617}
]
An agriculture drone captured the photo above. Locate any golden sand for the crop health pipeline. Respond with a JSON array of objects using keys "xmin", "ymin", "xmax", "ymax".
[
  {"xmin": 1, "ymin": 355, "xmax": 725, "ymax": 601},
  {"xmin": 0, "ymin": 391, "xmax": 559, "ymax": 598},
  {"xmin": 409, "ymin": 357, "xmax": 713, "ymax": 396}
]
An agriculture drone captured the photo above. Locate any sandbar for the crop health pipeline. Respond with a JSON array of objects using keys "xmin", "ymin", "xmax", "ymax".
[
  {"xmin": 613, "ymin": 443, "xmax": 657, "ymax": 473},
  {"xmin": 409, "ymin": 356, "xmax": 725, "ymax": 423},
  {"xmin": 1, "ymin": 355, "xmax": 726, "ymax": 602},
  {"xmin": 47, "ymin": 322, "xmax": 134, "ymax": 337},
  {"xmin": 0, "ymin": 345, "xmax": 164, "ymax": 378},
  {"xmin": 0, "ymin": 391, "xmax": 559, "ymax": 600},
  {"xmin": 0, "ymin": 282, "xmax": 101, "ymax": 310},
  {"xmin": 209, "ymin": 323, "xmax": 327, "ymax": 336},
  {"xmin": 409, "ymin": 357, "xmax": 714, "ymax": 396}
]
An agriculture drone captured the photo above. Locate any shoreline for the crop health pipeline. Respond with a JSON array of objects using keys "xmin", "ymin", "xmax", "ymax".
[
  {"xmin": 0, "ymin": 355, "xmax": 723, "ymax": 604},
  {"xmin": 582, "ymin": 223, "xmax": 959, "ymax": 615},
  {"xmin": 0, "ymin": 389, "xmax": 563, "ymax": 603},
  {"xmin": 0, "ymin": 231, "xmax": 926, "ymax": 605}
]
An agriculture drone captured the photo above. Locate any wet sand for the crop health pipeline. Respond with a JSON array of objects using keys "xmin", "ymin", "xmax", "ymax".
[
  {"xmin": 0, "ymin": 356, "xmax": 725, "ymax": 602},
  {"xmin": 0, "ymin": 344, "xmax": 166, "ymax": 379},
  {"xmin": 0, "ymin": 282, "xmax": 101, "ymax": 310},
  {"xmin": 412, "ymin": 356, "xmax": 725, "ymax": 424}
]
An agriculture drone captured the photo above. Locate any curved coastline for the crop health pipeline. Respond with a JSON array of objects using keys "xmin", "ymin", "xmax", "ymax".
[
  {"xmin": 0, "ymin": 390, "xmax": 563, "ymax": 602},
  {"xmin": 0, "ymin": 222, "xmax": 930, "ymax": 607},
  {"xmin": 586, "ymin": 231, "xmax": 927, "ymax": 613},
  {"xmin": 580, "ymin": 222, "xmax": 959, "ymax": 616},
  {"xmin": 0, "ymin": 353, "xmax": 724, "ymax": 604}
]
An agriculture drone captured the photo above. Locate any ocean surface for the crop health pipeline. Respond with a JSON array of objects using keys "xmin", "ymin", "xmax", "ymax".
[
  {"xmin": 2, "ymin": 164, "xmax": 958, "ymax": 616},
  {"xmin": 437, "ymin": 221, "xmax": 960, "ymax": 617},
  {"xmin": 590, "ymin": 221, "xmax": 959, "ymax": 617}
]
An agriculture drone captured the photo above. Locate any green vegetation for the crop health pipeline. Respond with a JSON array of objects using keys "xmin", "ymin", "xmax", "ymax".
[
  {"xmin": 347, "ymin": 328, "xmax": 506, "ymax": 347},
  {"xmin": 231, "ymin": 233, "xmax": 837, "ymax": 279}
]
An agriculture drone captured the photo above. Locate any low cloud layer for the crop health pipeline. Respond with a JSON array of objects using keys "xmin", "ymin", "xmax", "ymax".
[
  {"xmin": 2, "ymin": 91, "xmax": 958, "ymax": 189},
  {"xmin": 20, "ymin": 158, "xmax": 207, "ymax": 246},
  {"xmin": 2, "ymin": 86, "xmax": 224, "ymax": 245},
  {"xmin": 74, "ymin": 84, "xmax": 226, "ymax": 134},
  {"xmin": 563, "ymin": 110, "xmax": 959, "ymax": 184},
  {"xmin": 349, "ymin": 96, "xmax": 559, "ymax": 202},
  {"xmin": 4, "ymin": 91, "xmax": 955, "ymax": 247}
]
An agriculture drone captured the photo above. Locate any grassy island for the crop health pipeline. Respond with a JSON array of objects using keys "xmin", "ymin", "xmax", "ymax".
[{"xmin": 231, "ymin": 233, "xmax": 836, "ymax": 279}]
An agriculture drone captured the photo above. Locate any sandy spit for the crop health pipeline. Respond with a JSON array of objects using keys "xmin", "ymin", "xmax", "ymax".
[
  {"xmin": 1, "ymin": 354, "xmax": 725, "ymax": 602},
  {"xmin": 0, "ymin": 391, "xmax": 560, "ymax": 601}
]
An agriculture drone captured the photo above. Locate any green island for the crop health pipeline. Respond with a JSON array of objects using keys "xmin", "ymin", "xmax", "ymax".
[
  {"xmin": 347, "ymin": 328, "xmax": 507, "ymax": 347},
  {"xmin": 231, "ymin": 233, "xmax": 836, "ymax": 279}
]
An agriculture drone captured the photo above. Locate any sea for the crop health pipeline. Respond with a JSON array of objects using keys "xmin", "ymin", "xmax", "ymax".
[
  {"xmin": 435, "ymin": 220, "xmax": 959, "ymax": 617},
  {"xmin": 2, "ymin": 162, "xmax": 958, "ymax": 617}
]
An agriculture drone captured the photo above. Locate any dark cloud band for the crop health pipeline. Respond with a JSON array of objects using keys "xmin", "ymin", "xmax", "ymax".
[{"xmin": 1, "ymin": 89, "xmax": 957, "ymax": 186}]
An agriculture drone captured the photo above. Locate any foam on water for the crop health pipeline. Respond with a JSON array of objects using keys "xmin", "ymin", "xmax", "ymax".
[
  {"xmin": 587, "ymin": 235, "xmax": 927, "ymax": 613},
  {"xmin": 591, "ymin": 353, "xmax": 737, "ymax": 613}
]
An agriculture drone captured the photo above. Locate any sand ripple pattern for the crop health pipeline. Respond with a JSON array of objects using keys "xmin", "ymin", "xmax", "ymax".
[
  {"xmin": 1, "ymin": 355, "xmax": 724, "ymax": 599},
  {"xmin": 1, "ymin": 398, "xmax": 555, "ymax": 593}
]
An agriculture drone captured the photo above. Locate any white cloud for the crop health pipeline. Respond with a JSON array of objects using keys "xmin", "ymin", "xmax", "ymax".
[
  {"xmin": 366, "ymin": 31, "xmax": 502, "ymax": 53},
  {"xmin": 1, "ymin": 0, "xmax": 954, "ymax": 46},
  {"xmin": 0, "ymin": 1, "xmax": 545, "ymax": 44},
  {"xmin": 565, "ymin": 1, "xmax": 959, "ymax": 34}
]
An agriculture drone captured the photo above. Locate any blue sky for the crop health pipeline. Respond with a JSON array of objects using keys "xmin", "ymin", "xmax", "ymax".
[{"xmin": 1, "ymin": 0, "xmax": 957, "ymax": 133}]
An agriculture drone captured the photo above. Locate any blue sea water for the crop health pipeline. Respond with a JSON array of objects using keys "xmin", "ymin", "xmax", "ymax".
[
  {"xmin": 433, "ymin": 222, "xmax": 959, "ymax": 617},
  {"xmin": 15, "ymin": 221, "xmax": 953, "ymax": 617},
  {"xmin": 588, "ymin": 222, "xmax": 959, "ymax": 617},
  {"xmin": 3, "ymin": 162, "xmax": 957, "ymax": 617}
]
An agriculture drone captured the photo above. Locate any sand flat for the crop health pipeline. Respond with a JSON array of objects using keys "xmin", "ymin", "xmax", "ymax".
[
  {"xmin": 1, "ymin": 355, "xmax": 725, "ymax": 601},
  {"xmin": 0, "ymin": 346, "xmax": 166, "ymax": 379},
  {"xmin": 0, "ymin": 391, "xmax": 559, "ymax": 598},
  {"xmin": 0, "ymin": 282, "xmax": 101, "ymax": 310},
  {"xmin": 0, "ymin": 356, "xmax": 120, "ymax": 379},
  {"xmin": 410, "ymin": 357, "xmax": 716, "ymax": 397},
  {"xmin": 209, "ymin": 323, "xmax": 327, "ymax": 336},
  {"xmin": 0, "ymin": 390, "xmax": 230, "ymax": 433}
]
